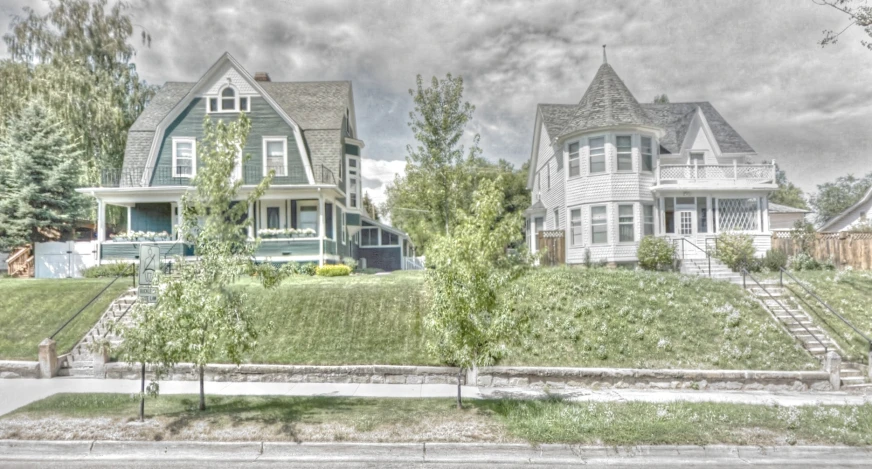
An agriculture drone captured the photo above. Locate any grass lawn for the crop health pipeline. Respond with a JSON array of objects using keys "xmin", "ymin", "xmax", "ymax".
[
  {"xmin": 0, "ymin": 277, "xmax": 131, "ymax": 360},
  {"xmin": 777, "ymin": 270, "xmax": 872, "ymax": 363},
  {"xmin": 3, "ymin": 393, "xmax": 872, "ymax": 446},
  {"xmin": 231, "ymin": 268, "xmax": 817, "ymax": 370}
]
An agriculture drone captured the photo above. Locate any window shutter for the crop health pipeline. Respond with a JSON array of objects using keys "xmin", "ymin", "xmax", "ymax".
[{"xmin": 291, "ymin": 200, "xmax": 298, "ymax": 229}]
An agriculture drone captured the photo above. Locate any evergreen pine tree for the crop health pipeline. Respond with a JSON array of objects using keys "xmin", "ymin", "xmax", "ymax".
[{"xmin": 0, "ymin": 101, "xmax": 86, "ymax": 250}]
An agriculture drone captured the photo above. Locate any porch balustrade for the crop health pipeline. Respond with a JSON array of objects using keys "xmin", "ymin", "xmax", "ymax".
[
  {"xmin": 100, "ymin": 163, "xmax": 338, "ymax": 188},
  {"xmin": 656, "ymin": 162, "xmax": 775, "ymax": 185}
]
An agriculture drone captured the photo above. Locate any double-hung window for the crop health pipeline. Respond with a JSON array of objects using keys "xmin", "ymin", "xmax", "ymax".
[
  {"xmin": 616, "ymin": 136, "xmax": 633, "ymax": 171},
  {"xmin": 589, "ymin": 137, "xmax": 605, "ymax": 173},
  {"xmin": 263, "ymin": 137, "xmax": 287, "ymax": 176},
  {"xmin": 618, "ymin": 205, "xmax": 634, "ymax": 242},
  {"xmin": 570, "ymin": 208, "xmax": 582, "ymax": 246},
  {"xmin": 643, "ymin": 204, "xmax": 654, "ymax": 236},
  {"xmin": 641, "ymin": 137, "xmax": 653, "ymax": 172},
  {"xmin": 568, "ymin": 142, "xmax": 580, "ymax": 177},
  {"xmin": 348, "ymin": 157, "xmax": 359, "ymax": 209},
  {"xmin": 591, "ymin": 206, "xmax": 607, "ymax": 244},
  {"xmin": 172, "ymin": 138, "xmax": 196, "ymax": 178}
]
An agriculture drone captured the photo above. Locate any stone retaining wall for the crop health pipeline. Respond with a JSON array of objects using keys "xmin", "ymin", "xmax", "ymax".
[
  {"xmin": 101, "ymin": 362, "xmax": 833, "ymax": 391},
  {"xmin": 0, "ymin": 360, "xmax": 40, "ymax": 379}
]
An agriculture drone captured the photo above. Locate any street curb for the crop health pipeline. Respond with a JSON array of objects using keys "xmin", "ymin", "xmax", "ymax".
[{"xmin": 2, "ymin": 440, "xmax": 871, "ymax": 464}]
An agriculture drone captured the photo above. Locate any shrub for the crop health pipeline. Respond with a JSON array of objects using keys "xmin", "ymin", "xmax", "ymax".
[
  {"xmin": 82, "ymin": 263, "xmax": 135, "ymax": 278},
  {"xmin": 637, "ymin": 236, "xmax": 674, "ymax": 271},
  {"xmin": 300, "ymin": 263, "xmax": 318, "ymax": 276},
  {"xmin": 342, "ymin": 257, "xmax": 359, "ymax": 271},
  {"xmin": 788, "ymin": 252, "xmax": 819, "ymax": 271},
  {"xmin": 315, "ymin": 265, "xmax": 352, "ymax": 277},
  {"xmin": 714, "ymin": 232, "xmax": 756, "ymax": 272},
  {"xmin": 762, "ymin": 249, "xmax": 788, "ymax": 271},
  {"xmin": 790, "ymin": 219, "xmax": 816, "ymax": 255}
]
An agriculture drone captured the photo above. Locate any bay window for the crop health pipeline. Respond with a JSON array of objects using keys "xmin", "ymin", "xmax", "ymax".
[
  {"xmin": 641, "ymin": 137, "xmax": 653, "ymax": 172},
  {"xmin": 643, "ymin": 204, "xmax": 654, "ymax": 236},
  {"xmin": 589, "ymin": 137, "xmax": 605, "ymax": 173},
  {"xmin": 570, "ymin": 208, "xmax": 582, "ymax": 246},
  {"xmin": 616, "ymin": 136, "xmax": 632, "ymax": 171},
  {"xmin": 618, "ymin": 204, "xmax": 634, "ymax": 242},
  {"xmin": 568, "ymin": 142, "xmax": 580, "ymax": 177},
  {"xmin": 591, "ymin": 206, "xmax": 607, "ymax": 244}
]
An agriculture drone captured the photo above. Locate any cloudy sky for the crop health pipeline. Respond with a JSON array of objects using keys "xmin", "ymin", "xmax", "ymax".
[{"xmin": 3, "ymin": 0, "xmax": 871, "ymax": 206}]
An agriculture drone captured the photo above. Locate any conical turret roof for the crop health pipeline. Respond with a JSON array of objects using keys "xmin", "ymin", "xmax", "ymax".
[{"xmin": 557, "ymin": 63, "xmax": 658, "ymax": 138}]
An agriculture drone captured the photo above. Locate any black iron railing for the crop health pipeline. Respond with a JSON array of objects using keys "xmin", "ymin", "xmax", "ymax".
[
  {"xmin": 779, "ymin": 267, "xmax": 872, "ymax": 357},
  {"xmin": 50, "ymin": 275, "xmax": 126, "ymax": 341},
  {"xmin": 742, "ymin": 268, "xmax": 829, "ymax": 355},
  {"xmin": 672, "ymin": 237, "xmax": 711, "ymax": 277}
]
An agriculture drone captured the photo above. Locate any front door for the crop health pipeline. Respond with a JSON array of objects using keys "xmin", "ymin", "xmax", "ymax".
[{"xmin": 678, "ymin": 210, "xmax": 695, "ymax": 236}]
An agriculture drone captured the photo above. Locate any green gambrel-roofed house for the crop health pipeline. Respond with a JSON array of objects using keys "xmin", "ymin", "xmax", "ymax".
[{"xmin": 76, "ymin": 53, "xmax": 413, "ymax": 272}]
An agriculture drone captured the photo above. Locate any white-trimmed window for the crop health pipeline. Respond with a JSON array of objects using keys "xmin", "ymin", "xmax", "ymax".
[
  {"xmin": 298, "ymin": 203, "xmax": 318, "ymax": 234},
  {"xmin": 618, "ymin": 204, "xmax": 634, "ymax": 242},
  {"xmin": 589, "ymin": 137, "xmax": 605, "ymax": 173},
  {"xmin": 381, "ymin": 230, "xmax": 399, "ymax": 246},
  {"xmin": 616, "ymin": 136, "xmax": 632, "ymax": 171},
  {"xmin": 570, "ymin": 208, "xmax": 582, "ymax": 246},
  {"xmin": 263, "ymin": 137, "xmax": 288, "ymax": 177},
  {"xmin": 361, "ymin": 226, "xmax": 379, "ymax": 246},
  {"xmin": 208, "ymin": 86, "xmax": 249, "ymax": 113},
  {"xmin": 641, "ymin": 137, "xmax": 653, "ymax": 172},
  {"xmin": 172, "ymin": 138, "xmax": 196, "ymax": 178},
  {"xmin": 568, "ymin": 142, "xmax": 580, "ymax": 177},
  {"xmin": 591, "ymin": 205, "xmax": 607, "ymax": 244},
  {"xmin": 347, "ymin": 157, "xmax": 360, "ymax": 209},
  {"xmin": 643, "ymin": 204, "xmax": 654, "ymax": 236}
]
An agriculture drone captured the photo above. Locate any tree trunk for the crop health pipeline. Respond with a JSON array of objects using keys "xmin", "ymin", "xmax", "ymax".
[
  {"xmin": 456, "ymin": 367, "xmax": 464, "ymax": 409},
  {"xmin": 139, "ymin": 362, "xmax": 145, "ymax": 421},
  {"xmin": 198, "ymin": 365, "xmax": 206, "ymax": 411}
]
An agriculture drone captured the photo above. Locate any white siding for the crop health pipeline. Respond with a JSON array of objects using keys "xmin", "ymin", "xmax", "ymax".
[
  {"xmin": 204, "ymin": 66, "xmax": 259, "ymax": 96},
  {"xmin": 823, "ymin": 196, "xmax": 872, "ymax": 232}
]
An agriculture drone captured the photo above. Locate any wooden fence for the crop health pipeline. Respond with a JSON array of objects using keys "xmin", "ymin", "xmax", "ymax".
[
  {"xmin": 537, "ymin": 230, "xmax": 565, "ymax": 266},
  {"xmin": 771, "ymin": 231, "xmax": 872, "ymax": 270}
]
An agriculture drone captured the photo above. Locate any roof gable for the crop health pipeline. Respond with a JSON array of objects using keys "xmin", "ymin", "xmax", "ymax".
[{"xmin": 640, "ymin": 102, "xmax": 754, "ymax": 155}]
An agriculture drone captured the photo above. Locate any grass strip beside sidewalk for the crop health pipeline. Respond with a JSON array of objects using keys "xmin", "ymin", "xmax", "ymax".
[{"xmin": 2, "ymin": 393, "xmax": 871, "ymax": 446}]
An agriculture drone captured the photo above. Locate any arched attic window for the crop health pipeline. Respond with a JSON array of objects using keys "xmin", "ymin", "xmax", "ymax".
[{"xmin": 209, "ymin": 85, "xmax": 248, "ymax": 113}]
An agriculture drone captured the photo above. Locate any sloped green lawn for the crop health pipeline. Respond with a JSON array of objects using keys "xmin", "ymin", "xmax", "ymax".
[
  {"xmin": 232, "ymin": 268, "xmax": 817, "ymax": 370},
  {"xmin": 0, "ymin": 278, "xmax": 132, "ymax": 360},
  {"xmin": 778, "ymin": 270, "xmax": 872, "ymax": 363}
]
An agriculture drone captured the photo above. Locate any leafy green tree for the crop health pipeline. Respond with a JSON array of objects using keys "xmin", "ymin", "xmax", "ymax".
[
  {"xmin": 817, "ymin": 0, "xmax": 872, "ymax": 50},
  {"xmin": 653, "ymin": 94, "xmax": 670, "ymax": 103},
  {"xmin": 1, "ymin": 0, "xmax": 155, "ymax": 183},
  {"xmin": 425, "ymin": 177, "xmax": 528, "ymax": 408},
  {"xmin": 384, "ymin": 74, "xmax": 481, "ymax": 252},
  {"xmin": 809, "ymin": 172, "xmax": 872, "ymax": 224},
  {"xmin": 0, "ymin": 101, "xmax": 86, "ymax": 250},
  {"xmin": 145, "ymin": 113, "xmax": 273, "ymax": 411},
  {"xmin": 362, "ymin": 191, "xmax": 379, "ymax": 220},
  {"xmin": 769, "ymin": 163, "xmax": 809, "ymax": 209}
]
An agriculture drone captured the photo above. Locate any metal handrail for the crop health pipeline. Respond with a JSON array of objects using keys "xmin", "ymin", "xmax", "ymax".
[
  {"xmin": 779, "ymin": 267, "xmax": 872, "ymax": 350},
  {"xmin": 50, "ymin": 276, "xmax": 121, "ymax": 340},
  {"xmin": 673, "ymin": 237, "xmax": 711, "ymax": 277},
  {"xmin": 742, "ymin": 268, "xmax": 829, "ymax": 355},
  {"xmin": 110, "ymin": 298, "xmax": 138, "ymax": 331}
]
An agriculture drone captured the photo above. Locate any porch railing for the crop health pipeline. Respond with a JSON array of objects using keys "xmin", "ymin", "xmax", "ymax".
[
  {"xmin": 657, "ymin": 162, "xmax": 775, "ymax": 184},
  {"xmin": 102, "ymin": 164, "xmax": 338, "ymax": 187}
]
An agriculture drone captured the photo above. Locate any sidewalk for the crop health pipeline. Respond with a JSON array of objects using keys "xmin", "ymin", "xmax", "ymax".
[{"xmin": 2, "ymin": 377, "xmax": 871, "ymax": 417}]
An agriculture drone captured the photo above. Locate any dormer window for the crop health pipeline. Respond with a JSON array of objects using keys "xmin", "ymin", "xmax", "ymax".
[{"xmin": 207, "ymin": 85, "xmax": 249, "ymax": 113}]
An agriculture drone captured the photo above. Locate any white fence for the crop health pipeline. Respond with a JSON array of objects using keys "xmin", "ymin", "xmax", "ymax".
[
  {"xmin": 403, "ymin": 256, "xmax": 425, "ymax": 271},
  {"xmin": 34, "ymin": 241, "xmax": 99, "ymax": 278}
]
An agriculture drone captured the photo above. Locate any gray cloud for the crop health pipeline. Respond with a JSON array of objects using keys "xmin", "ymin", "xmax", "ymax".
[{"xmin": 3, "ymin": 0, "xmax": 872, "ymax": 196}]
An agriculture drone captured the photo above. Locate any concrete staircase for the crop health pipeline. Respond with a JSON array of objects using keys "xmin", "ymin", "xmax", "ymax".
[
  {"xmin": 748, "ymin": 285, "xmax": 869, "ymax": 389},
  {"xmin": 680, "ymin": 257, "xmax": 743, "ymax": 284},
  {"xmin": 58, "ymin": 289, "xmax": 137, "ymax": 377}
]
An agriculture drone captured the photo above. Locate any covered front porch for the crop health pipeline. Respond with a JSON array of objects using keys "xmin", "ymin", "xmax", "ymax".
[{"xmin": 90, "ymin": 187, "xmax": 354, "ymax": 265}]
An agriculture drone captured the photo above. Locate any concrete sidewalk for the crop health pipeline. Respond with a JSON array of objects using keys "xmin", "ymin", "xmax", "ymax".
[
  {"xmin": 2, "ymin": 440, "xmax": 872, "ymax": 467},
  {"xmin": 2, "ymin": 377, "xmax": 871, "ymax": 417}
]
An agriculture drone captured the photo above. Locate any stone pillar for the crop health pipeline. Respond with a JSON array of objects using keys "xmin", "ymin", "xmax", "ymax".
[
  {"xmin": 92, "ymin": 345, "xmax": 110, "ymax": 378},
  {"xmin": 38, "ymin": 338, "xmax": 58, "ymax": 379},
  {"xmin": 466, "ymin": 366, "xmax": 477, "ymax": 387},
  {"xmin": 825, "ymin": 351, "xmax": 841, "ymax": 390}
]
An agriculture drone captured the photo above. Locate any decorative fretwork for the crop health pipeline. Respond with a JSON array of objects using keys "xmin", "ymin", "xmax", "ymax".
[
  {"xmin": 658, "ymin": 164, "xmax": 775, "ymax": 183},
  {"xmin": 717, "ymin": 198, "xmax": 759, "ymax": 231}
]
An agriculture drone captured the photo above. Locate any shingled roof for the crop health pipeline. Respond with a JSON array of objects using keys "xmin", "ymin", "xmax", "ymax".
[
  {"xmin": 122, "ymin": 79, "xmax": 351, "ymax": 180},
  {"xmin": 641, "ymin": 102, "xmax": 755, "ymax": 154},
  {"xmin": 556, "ymin": 63, "xmax": 658, "ymax": 138}
]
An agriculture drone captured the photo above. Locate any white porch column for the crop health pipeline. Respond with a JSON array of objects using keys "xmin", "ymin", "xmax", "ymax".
[
  {"xmin": 126, "ymin": 206, "xmax": 132, "ymax": 233},
  {"xmin": 247, "ymin": 202, "xmax": 254, "ymax": 239},
  {"xmin": 318, "ymin": 190, "xmax": 325, "ymax": 266},
  {"xmin": 658, "ymin": 197, "xmax": 665, "ymax": 235},
  {"xmin": 97, "ymin": 199, "xmax": 106, "ymax": 242},
  {"xmin": 706, "ymin": 195, "xmax": 713, "ymax": 234}
]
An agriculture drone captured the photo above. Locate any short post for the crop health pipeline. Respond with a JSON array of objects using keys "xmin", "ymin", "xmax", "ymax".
[
  {"xmin": 825, "ymin": 351, "xmax": 841, "ymax": 390},
  {"xmin": 38, "ymin": 338, "xmax": 58, "ymax": 379}
]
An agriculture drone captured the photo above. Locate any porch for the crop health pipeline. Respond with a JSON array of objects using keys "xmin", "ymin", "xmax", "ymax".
[{"xmin": 654, "ymin": 162, "xmax": 777, "ymax": 190}]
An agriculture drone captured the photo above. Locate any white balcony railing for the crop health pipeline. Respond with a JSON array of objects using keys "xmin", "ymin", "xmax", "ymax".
[{"xmin": 656, "ymin": 162, "xmax": 776, "ymax": 186}]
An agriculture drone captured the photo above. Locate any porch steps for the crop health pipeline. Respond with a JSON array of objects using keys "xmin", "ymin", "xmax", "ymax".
[
  {"xmin": 679, "ymin": 258, "xmax": 743, "ymax": 284},
  {"xmin": 58, "ymin": 289, "xmax": 138, "ymax": 377},
  {"xmin": 747, "ymin": 286, "xmax": 868, "ymax": 388}
]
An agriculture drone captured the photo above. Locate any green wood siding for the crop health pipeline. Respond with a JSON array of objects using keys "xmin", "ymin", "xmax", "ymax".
[
  {"xmin": 101, "ymin": 242, "xmax": 191, "ymax": 260},
  {"xmin": 130, "ymin": 203, "xmax": 172, "ymax": 233},
  {"xmin": 323, "ymin": 239, "xmax": 337, "ymax": 255},
  {"xmin": 152, "ymin": 97, "xmax": 308, "ymax": 186},
  {"xmin": 255, "ymin": 239, "xmax": 319, "ymax": 257},
  {"xmin": 346, "ymin": 212, "xmax": 361, "ymax": 226}
]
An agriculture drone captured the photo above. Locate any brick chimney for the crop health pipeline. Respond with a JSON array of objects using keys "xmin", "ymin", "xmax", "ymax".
[{"xmin": 254, "ymin": 72, "xmax": 271, "ymax": 82}]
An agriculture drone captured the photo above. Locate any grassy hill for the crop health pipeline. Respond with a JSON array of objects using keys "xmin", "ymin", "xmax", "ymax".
[
  {"xmin": 0, "ymin": 278, "xmax": 132, "ymax": 360},
  {"xmin": 235, "ymin": 268, "xmax": 817, "ymax": 370}
]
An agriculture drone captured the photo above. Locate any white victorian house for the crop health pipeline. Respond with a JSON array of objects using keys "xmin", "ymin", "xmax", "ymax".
[{"xmin": 525, "ymin": 54, "xmax": 777, "ymax": 265}]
